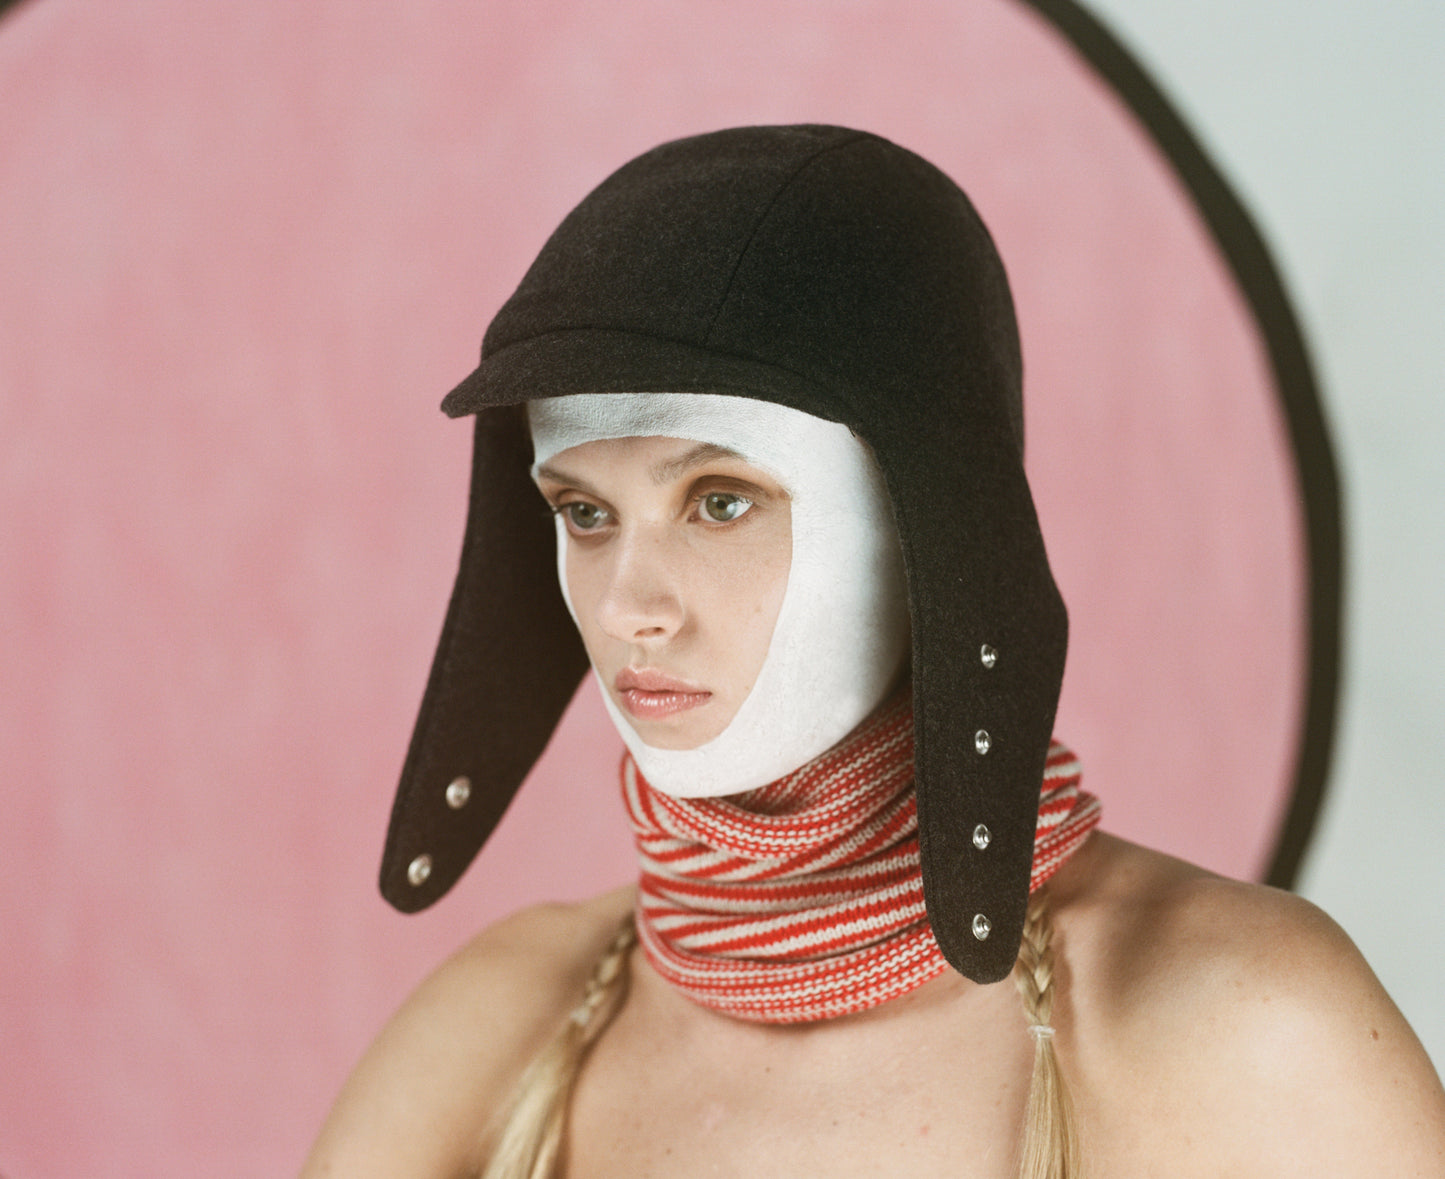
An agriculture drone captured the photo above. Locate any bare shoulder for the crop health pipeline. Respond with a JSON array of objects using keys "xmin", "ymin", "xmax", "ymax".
[
  {"xmin": 1050, "ymin": 834, "xmax": 1445, "ymax": 1176},
  {"xmin": 299, "ymin": 885, "xmax": 635, "ymax": 1179}
]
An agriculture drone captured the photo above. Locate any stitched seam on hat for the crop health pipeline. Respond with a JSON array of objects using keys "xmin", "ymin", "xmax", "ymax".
[{"xmin": 701, "ymin": 131, "xmax": 873, "ymax": 346}]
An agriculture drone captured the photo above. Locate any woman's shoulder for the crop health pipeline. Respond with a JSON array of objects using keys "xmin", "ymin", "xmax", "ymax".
[
  {"xmin": 1053, "ymin": 833, "xmax": 1445, "ymax": 1175},
  {"xmin": 449, "ymin": 883, "xmax": 637, "ymax": 1001},
  {"xmin": 1053, "ymin": 831, "xmax": 1355, "ymax": 990},
  {"xmin": 299, "ymin": 885, "xmax": 634, "ymax": 1179}
]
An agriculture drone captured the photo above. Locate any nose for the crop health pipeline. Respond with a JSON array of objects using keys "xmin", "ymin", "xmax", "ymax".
[{"xmin": 591, "ymin": 527, "xmax": 685, "ymax": 645}]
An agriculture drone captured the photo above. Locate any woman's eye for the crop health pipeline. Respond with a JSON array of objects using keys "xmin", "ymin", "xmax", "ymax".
[
  {"xmin": 562, "ymin": 502, "xmax": 609, "ymax": 531},
  {"xmin": 700, "ymin": 493, "xmax": 752, "ymax": 523}
]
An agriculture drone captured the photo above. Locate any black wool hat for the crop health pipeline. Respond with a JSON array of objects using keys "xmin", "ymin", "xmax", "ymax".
[{"xmin": 380, "ymin": 125, "xmax": 1067, "ymax": 986}]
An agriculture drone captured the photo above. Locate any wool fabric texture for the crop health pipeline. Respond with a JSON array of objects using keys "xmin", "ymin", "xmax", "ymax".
[
  {"xmin": 625, "ymin": 695, "xmax": 1101, "ymax": 1023},
  {"xmin": 384, "ymin": 125, "xmax": 1068, "ymax": 985}
]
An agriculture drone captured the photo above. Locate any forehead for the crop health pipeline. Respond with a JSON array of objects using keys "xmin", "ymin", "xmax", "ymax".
[{"xmin": 533, "ymin": 437, "xmax": 749, "ymax": 487}]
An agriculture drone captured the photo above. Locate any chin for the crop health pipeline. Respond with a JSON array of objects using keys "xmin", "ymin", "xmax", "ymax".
[{"xmin": 624, "ymin": 709, "xmax": 731, "ymax": 752}]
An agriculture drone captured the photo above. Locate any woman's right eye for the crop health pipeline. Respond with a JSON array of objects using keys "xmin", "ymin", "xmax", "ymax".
[{"xmin": 561, "ymin": 501, "xmax": 610, "ymax": 531}]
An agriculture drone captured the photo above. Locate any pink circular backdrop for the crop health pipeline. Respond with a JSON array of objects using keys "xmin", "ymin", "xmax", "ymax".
[{"xmin": 0, "ymin": 1, "xmax": 1302, "ymax": 1174}]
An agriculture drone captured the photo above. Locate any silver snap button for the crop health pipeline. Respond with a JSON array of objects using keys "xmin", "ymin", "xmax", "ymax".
[
  {"xmin": 974, "ymin": 729, "xmax": 992, "ymax": 755},
  {"xmin": 972, "ymin": 823, "xmax": 991, "ymax": 850},
  {"xmin": 406, "ymin": 854, "xmax": 433, "ymax": 886},
  {"xmin": 972, "ymin": 913, "xmax": 992, "ymax": 940},
  {"xmin": 445, "ymin": 776, "xmax": 472, "ymax": 809},
  {"xmin": 980, "ymin": 644, "xmax": 998, "ymax": 669}
]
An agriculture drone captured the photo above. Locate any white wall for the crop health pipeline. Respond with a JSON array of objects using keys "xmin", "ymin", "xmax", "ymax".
[{"xmin": 1085, "ymin": 0, "xmax": 1445, "ymax": 1070}]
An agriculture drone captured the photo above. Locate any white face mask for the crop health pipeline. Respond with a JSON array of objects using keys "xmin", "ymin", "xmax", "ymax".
[{"xmin": 529, "ymin": 393, "xmax": 910, "ymax": 797}]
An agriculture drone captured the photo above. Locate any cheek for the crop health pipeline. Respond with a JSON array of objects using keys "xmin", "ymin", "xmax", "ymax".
[
  {"xmin": 562, "ymin": 545, "xmax": 605, "ymax": 648},
  {"xmin": 752, "ymin": 548, "xmax": 791, "ymax": 629},
  {"xmin": 702, "ymin": 531, "xmax": 791, "ymax": 673},
  {"xmin": 758, "ymin": 516, "xmax": 793, "ymax": 621}
]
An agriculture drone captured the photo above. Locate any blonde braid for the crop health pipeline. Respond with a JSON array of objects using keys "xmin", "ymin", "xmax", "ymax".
[
  {"xmin": 480, "ymin": 899, "xmax": 1080, "ymax": 1178},
  {"xmin": 479, "ymin": 916, "xmax": 637, "ymax": 1179},
  {"xmin": 1013, "ymin": 891, "xmax": 1083, "ymax": 1178}
]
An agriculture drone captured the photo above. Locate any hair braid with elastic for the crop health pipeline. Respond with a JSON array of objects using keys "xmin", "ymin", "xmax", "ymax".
[
  {"xmin": 478, "ymin": 916, "xmax": 637, "ymax": 1179},
  {"xmin": 1013, "ymin": 890, "xmax": 1083, "ymax": 1178}
]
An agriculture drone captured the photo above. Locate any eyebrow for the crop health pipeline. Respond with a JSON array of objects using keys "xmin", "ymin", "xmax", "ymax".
[
  {"xmin": 647, "ymin": 442, "xmax": 744, "ymax": 485},
  {"xmin": 534, "ymin": 442, "xmax": 746, "ymax": 490}
]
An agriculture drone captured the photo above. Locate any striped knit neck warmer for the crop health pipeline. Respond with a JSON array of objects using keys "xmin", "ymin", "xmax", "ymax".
[{"xmin": 623, "ymin": 693, "xmax": 1101, "ymax": 1023}]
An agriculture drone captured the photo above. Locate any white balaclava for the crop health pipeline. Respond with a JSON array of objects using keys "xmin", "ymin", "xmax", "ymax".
[{"xmin": 528, "ymin": 392, "xmax": 910, "ymax": 798}]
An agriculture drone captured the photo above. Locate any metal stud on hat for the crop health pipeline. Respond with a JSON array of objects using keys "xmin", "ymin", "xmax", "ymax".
[{"xmin": 445, "ymin": 777, "xmax": 471, "ymax": 809}]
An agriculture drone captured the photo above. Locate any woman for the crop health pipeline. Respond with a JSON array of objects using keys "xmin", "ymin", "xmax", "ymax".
[{"xmin": 302, "ymin": 126, "xmax": 1445, "ymax": 1177}]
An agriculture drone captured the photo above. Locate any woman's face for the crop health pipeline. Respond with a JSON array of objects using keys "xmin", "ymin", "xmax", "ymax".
[{"xmin": 533, "ymin": 435, "xmax": 792, "ymax": 751}]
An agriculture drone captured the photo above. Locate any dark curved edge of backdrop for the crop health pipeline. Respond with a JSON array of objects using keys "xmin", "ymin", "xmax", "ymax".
[
  {"xmin": 0, "ymin": 0, "xmax": 1339, "ymax": 888},
  {"xmin": 1018, "ymin": 0, "xmax": 1341, "ymax": 890}
]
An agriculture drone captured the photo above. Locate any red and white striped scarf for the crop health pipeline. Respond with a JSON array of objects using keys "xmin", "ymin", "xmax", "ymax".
[{"xmin": 623, "ymin": 693, "xmax": 1101, "ymax": 1023}]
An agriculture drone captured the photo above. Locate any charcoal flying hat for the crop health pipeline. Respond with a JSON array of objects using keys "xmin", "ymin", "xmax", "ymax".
[{"xmin": 380, "ymin": 124, "xmax": 1066, "ymax": 985}]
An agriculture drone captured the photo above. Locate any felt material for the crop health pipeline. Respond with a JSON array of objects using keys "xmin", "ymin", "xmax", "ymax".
[
  {"xmin": 382, "ymin": 125, "xmax": 1065, "ymax": 984},
  {"xmin": 379, "ymin": 406, "xmax": 590, "ymax": 912},
  {"xmin": 528, "ymin": 393, "xmax": 910, "ymax": 798}
]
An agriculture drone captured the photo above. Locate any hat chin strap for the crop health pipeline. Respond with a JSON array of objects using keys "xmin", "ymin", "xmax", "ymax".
[{"xmin": 528, "ymin": 393, "xmax": 910, "ymax": 798}]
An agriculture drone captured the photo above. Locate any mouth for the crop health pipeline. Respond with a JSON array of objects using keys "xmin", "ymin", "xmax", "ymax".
[{"xmin": 614, "ymin": 667, "xmax": 713, "ymax": 720}]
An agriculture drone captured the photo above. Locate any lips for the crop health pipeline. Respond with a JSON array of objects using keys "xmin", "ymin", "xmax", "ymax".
[{"xmin": 615, "ymin": 666, "xmax": 712, "ymax": 720}]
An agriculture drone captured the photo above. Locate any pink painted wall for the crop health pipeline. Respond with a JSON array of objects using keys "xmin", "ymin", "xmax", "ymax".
[{"xmin": 0, "ymin": 1, "xmax": 1301, "ymax": 1174}]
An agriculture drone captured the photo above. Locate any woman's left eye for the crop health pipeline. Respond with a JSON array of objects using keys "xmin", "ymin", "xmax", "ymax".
[
  {"xmin": 699, "ymin": 492, "xmax": 753, "ymax": 523},
  {"xmin": 562, "ymin": 501, "xmax": 610, "ymax": 531}
]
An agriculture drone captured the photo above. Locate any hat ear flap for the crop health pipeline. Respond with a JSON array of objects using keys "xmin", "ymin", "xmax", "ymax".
[
  {"xmin": 875, "ymin": 395, "xmax": 1066, "ymax": 986},
  {"xmin": 380, "ymin": 406, "xmax": 589, "ymax": 911}
]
